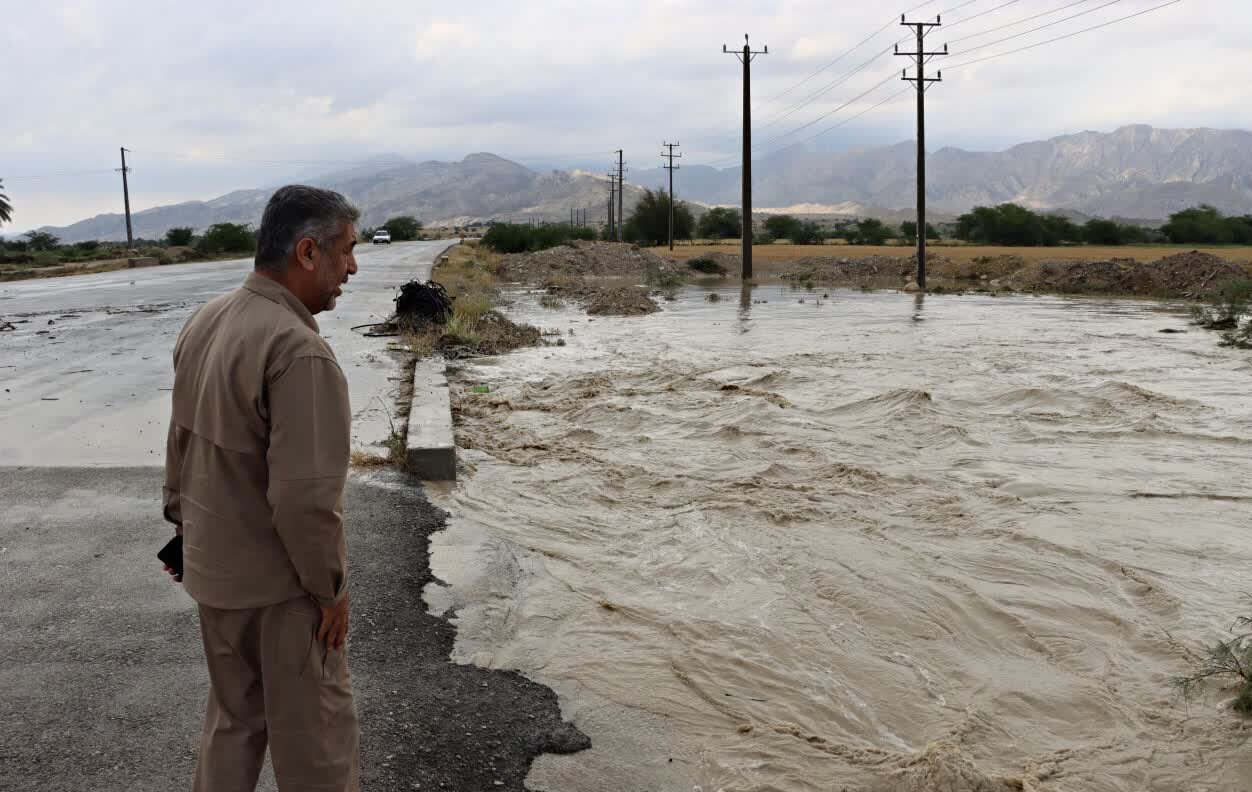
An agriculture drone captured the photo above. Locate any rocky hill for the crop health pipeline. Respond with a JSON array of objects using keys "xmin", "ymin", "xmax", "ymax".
[{"xmin": 35, "ymin": 125, "xmax": 1252, "ymax": 242}]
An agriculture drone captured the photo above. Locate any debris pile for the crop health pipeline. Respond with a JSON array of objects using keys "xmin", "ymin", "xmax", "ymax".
[
  {"xmin": 585, "ymin": 287, "xmax": 660, "ymax": 316},
  {"xmin": 780, "ymin": 255, "xmax": 914, "ymax": 284},
  {"xmin": 498, "ymin": 242, "xmax": 684, "ymax": 282},
  {"xmin": 1007, "ymin": 251, "xmax": 1249, "ymax": 297},
  {"xmin": 395, "ymin": 280, "xmax": 453, "ymax": 326}
]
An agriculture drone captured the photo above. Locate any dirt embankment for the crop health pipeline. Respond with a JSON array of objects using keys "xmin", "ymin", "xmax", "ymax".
[
  {"xmin": 498, "ymin": 241, "xmax": 687, "ymax": 316},
  {"xmin": 687, "ymin": 249, "xmax": 1248, "ymax": 298}
]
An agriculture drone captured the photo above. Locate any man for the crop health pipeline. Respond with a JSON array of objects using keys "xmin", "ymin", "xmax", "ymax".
[{"xmin": 162, "ymin": 185, "xmax": 361, "ymax": 791}]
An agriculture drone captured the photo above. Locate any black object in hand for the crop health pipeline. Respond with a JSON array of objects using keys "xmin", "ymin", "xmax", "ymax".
[{"xmin": 157, "ymin": 535, "xmax": 183, "ymax": 577}]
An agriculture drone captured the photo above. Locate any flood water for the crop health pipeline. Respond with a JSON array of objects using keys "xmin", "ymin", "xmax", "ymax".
[{"xmin": 425, "ymin": 284, "xmax": 1252, "ymax": 792}]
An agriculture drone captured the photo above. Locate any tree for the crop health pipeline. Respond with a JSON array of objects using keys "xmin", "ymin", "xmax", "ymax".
[
  {"xmin": 900, "ymin": 221, "xmax": 940, "ymax": 242},
  {"xmin": 382, "ymin": 216, "xmax": 422, "ymax": 241},
  {"xmin": 165, "ymin": 227, "xmax": 194, "ymax": 246},
  {"xmin": 0, "ymin": 179, "xmax": 11, "ymax": 226},
  {"xmin": 764, "ymin": 214, "xmax": 801, "ymax": 241},
  {"xmin": 760, "ymin": 214, "xmax": 821, "ymax": 244},
  {"xmin": 955, "ymin": 203, "xmax": 1081, "ymax": 246},
  {"xmin": 1161, "ymin": 205, "xmax": 1228, "ymax": 244},
  {"xmin": 622, "ymin": 188, "xmax": 694, "ymax": 247},
  {"xmin": 697, "ymin": 207, "xmax": 742, "ymax": 239},
  {"xmin": 844, "ymin": 218, "xmax": 892, "ymax": 245},
  {"xmin": 195, "ymin": 223, "xmax": 256, "ymax": 255},
  {"xmin": 23, "ymin": 230, "xmax": 59, "ymax": 251}
]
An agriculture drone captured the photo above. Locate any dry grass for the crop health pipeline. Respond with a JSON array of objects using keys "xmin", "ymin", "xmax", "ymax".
[
  {"xmin": 397, "ymin": 242, "xmax": 545, "ymax": 359},
  {"xmin": 649, "ymin": 242, "xmax": 1252, "ymax": 267},
  {"xmin": 350, "ymin": 449, "xmax": 392, "ymax": 467},
  {"xmin": 433, "ymin": 240, "xmax": 504, "ymax": 298}
]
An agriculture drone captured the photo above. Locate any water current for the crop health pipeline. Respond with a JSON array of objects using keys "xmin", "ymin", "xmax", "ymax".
[{"xmin": 424, "ymin": 284, "xmax": 1252, "ymax": 792}]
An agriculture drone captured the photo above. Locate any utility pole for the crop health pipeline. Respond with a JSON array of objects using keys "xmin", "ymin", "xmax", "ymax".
[
  {"xmin": 896, "ymin": 16, "xmax": 945, "ymax": 290},
  {"xmin": 607, "ymin": 173, "xmax": 616, "ymax": 238},
  {"xmin": 117, "ymin": 147, "xmax": 134, "ymax": 248},
  {"xmin": 662, "ymin": 142, "xmax": 681, "ymax": 251},
  {"xmin": 724, "ymin": 34, "xmax": 767, "ymax": 280},
  {"xmin": 615, "ymin": 150, "xmax": 625, "ymax": 242}
]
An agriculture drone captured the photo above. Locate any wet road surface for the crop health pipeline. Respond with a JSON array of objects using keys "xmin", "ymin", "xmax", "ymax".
[{"xmin": 0, "ymin": 241, "xmax": 446, "ymax": 466}]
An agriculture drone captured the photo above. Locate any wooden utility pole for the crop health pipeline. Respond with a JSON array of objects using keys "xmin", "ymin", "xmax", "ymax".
[
  {"xmin": 615, "ymin": 150, "xmax": 625, "ymax": 242},
  {"xmin": 118, "ymin": 147, "xmax": 134, "ymax": 248},
  {"xmin": 662, "ymin": 142, "xmax": 681, "ymax": 250},
  {"xmin": 724, "ymin": 34, "xmax": 767, "ymax": 280},
  {"xmin": 896, "ymin": 16, "xmax": 945, "ymax": 290}
]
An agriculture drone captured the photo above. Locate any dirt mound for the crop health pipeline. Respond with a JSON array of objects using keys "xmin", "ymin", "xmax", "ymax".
[
  {"xmin": 1123, "ymin": 251, "xmax": 1248, "ymax": 297},
  {"xmin": 1006, "ymin": 259, "xmax": 1128, "ymax": 294},
  {"xmin": 499, "ymin": 242, "xmax": 681, "ymax": 283},
  {"xmin": 781, "ymin": 255, "xmax": 915, "ymax": 284},
  {"xmin": 1006, "ymin": 251, "xmax": 1247, "ymax": 297},
  {"xmin": 936, "ymin": 254, "xmax": 1026, "ymax": 281},
  {"xmin": 584, "ymin": 287, "xmax": 659, "ymax": 316}
]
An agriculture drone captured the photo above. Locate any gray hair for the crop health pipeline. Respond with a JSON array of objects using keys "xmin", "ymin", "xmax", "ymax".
[{"xmin": 254, "ymin": 185, "xmax": 360, "ymax": 272}]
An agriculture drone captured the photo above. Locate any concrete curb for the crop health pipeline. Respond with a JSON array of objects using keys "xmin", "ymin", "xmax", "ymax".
[{"xmin": 406, "ymin": 356, "xmax": 456, "ymax": 480}]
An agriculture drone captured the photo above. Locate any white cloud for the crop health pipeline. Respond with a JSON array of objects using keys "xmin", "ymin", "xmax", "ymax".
[{"xmin": 1, "ymin": 0, "xmax": 1247, "ymax": 229}]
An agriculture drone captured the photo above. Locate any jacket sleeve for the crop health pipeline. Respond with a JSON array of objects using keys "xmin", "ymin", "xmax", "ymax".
[
  {"xmin": 162, "ymin": 422, "xmax": 188, "ymax": 533},
  {"xmin": 266, "ymin": 355, "xmax": 352, "ymax": 607}
]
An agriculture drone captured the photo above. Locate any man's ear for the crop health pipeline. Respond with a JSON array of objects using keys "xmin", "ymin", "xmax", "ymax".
[{"xmin": 295, "ymin": 237, "xmax": 318, "ymax": 271}]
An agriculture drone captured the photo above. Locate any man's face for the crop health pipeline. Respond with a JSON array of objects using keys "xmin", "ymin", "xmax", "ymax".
[{"xmin": 313, "ymin": 222, "xmax": 359, "ymax": 313}]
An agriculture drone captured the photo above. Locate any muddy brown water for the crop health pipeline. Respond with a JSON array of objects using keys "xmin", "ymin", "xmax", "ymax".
[{"xmin": 426, "ymin": 284, "xmax": 1252, "ymax": 792}]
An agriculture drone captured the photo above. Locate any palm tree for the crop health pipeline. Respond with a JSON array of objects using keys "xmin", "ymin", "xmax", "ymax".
[{"xmin": 0, "ymin": 179, "xmax": 11, "ymax": 226}]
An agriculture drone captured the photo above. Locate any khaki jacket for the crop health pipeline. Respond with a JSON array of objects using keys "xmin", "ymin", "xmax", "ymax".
[{"xmin": 164, "ymin": 273, "xmax": 350, "ymax": 609}]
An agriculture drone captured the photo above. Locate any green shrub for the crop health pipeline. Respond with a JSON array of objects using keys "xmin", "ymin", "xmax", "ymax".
[
  {"xmin": 1175, "ymin": 613, "xmax": 1252, "ymax": 715},
  {"xmin": 165, "ymin": 227, "xmax": 194, "ymax": 246},
  {"xmin": 697, "ymin": 207, "xmax": 742, "ymax": 239},
  {"xmin": 481, "ymin": 223, "xmax": 596, "ymax": 254},
  {"xmin": 196, "ymin": 223, "xmax": 256, "ymax": 255},
  {"xmin": 382, "ymin": 216, "xmax": 423, "ymax": 241},
  {"xmin": 622, "ymin": 189, "xmax": 694, "ymax": 246},
  {"xmin": 76, "ymin": 240, "xmax": 100, "ymax": 252},
  {"xmin": 1191, "ymin": 280, "xmax": 1252, "ymax": 330}
]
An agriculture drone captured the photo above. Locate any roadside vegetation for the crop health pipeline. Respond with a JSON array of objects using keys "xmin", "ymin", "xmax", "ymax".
[
  {"xmin": 398, "ymin": 242, "xmax": 543, "ymax": 359},
  {"xmin": 1175, "ymin": 612, "xmax": 1252, "ymax": 715},
  {"xmin": 481, "ymin": 222, "xmax": 596, "ymax": 253},
  {"xmin": 620, "ymin": 189, "xmax": 695, "ymax": 246}
]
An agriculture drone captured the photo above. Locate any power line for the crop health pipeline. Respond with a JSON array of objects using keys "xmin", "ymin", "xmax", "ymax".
[
  {"xmin": 942, "ymin": 0, "xmax": 1024, "ymax": 31},
  {"xmin": 764, "ymin": 72, "xmax": 899, "ymax": 147},
  {"xmin": 764, "ymin": 0, "xmax": 940, "ymax": 104},
  {"xmin": 949, "ymin": 0, "xmax": 1125, "ymax": 56},
  {"xmin": 946, "ymin": 0, "xmax": 1182, "ymax": 70},
  {"xmin": 949, "ymin": 0, "xmax": 1103, "ymax": 45},
  {"xmin": 703, "ymin": 0, "xmax": 1181, "ymax": 167}
]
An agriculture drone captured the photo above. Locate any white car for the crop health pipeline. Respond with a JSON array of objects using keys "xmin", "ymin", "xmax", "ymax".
[{"xmin": 372, "ymin": 229, "xmax": 391, "ymax": 244}]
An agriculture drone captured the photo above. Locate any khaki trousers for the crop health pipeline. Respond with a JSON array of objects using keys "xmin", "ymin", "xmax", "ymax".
[{"xmin": 194, "ymin": 596, "xmax": 359, "ymax": 792}]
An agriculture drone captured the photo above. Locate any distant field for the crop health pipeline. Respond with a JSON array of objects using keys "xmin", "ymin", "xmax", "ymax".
[{"xmin": 648, "ymin": 241, "xmax": 1252, "ymax": 265}]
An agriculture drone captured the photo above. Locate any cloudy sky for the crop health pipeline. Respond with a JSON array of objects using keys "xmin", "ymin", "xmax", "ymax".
[{"xmin": 1, "ymin": 0, "xmax": 1241, "ymax": 231}]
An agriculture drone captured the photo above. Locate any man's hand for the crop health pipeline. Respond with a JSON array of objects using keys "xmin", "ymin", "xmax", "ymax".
[
  {"xmin": 162, "ymin": 564, "xmax": 182, "ymax": 583},
  {"xmin": 317, "ymin": 592, "xmax": 350, "ymax": 650}
]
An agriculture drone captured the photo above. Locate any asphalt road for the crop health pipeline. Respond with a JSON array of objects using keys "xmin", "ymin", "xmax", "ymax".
[
  {"xmin": 0, "ymin": 467, "xmax": 588, "ymax": 792},
  {"xmin": 0, "ymin": 241, "xmax": 446, "ymax": 466}
]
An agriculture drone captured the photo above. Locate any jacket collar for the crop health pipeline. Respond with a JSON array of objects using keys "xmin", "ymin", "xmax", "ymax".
[{"xmin": 242, "ymin": 272, "xmax": 319, "ymax": 333}]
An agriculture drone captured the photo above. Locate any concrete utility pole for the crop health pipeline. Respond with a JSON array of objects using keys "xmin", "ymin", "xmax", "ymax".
[
  {"xmin": 662, "ymin": 141, "xmax": 681, "ymax": 251},
  {"xmin": 117, "ymin": 147, "xmax": 134, "ymax": 248},
  {"xmin": 896, "ymin": 16, "xmax": 946, "ymax": 290},
  {"xmin": 615, "ymin": 150, "xmax": 625, "ymax": 242},
  {"xmin": 724, "ymin": 34, "xmax": 767, "ymax": 280}
]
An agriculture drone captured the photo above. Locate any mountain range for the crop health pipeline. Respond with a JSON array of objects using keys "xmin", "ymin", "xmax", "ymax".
[{"xmin": 35, "ymin": 125, "xmax": 1252, "ymax": 242}]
